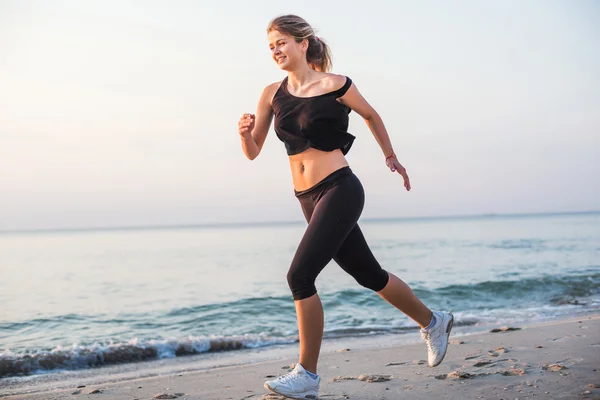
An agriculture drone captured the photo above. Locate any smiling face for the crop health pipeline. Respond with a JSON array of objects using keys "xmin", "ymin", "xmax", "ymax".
[{"xmin": 268, "ymin": 30, "xmax": 307, "ymax": 71}]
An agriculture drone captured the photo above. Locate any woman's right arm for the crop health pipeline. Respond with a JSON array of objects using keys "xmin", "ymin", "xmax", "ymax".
[{"xmin": 239, "ymin": 83, "xmax": 277, "ymax": 160}]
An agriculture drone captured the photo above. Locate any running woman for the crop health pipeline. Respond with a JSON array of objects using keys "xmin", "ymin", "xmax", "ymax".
[{"xmin": 237, "ymin": 14, "xmax": 453, "ymax": 399}]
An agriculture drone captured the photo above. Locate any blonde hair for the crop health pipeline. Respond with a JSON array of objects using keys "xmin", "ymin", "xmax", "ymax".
[{"xmin": 267, "ymin": 15, "xmax": 332, "ymax": 72}]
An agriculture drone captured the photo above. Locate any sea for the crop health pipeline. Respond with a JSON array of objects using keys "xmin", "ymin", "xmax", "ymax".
[{"xmin": 1, "ymin": 212, "xmax": 599, "ymax": 395}]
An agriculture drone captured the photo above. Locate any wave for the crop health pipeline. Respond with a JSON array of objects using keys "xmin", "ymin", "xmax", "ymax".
[
  {"xmin": 428, "ymin": 271, "xmax": 600, "ymax": 304},
  {"xmin": 488, "ymin": 239, "xmax": 546, "ymax": 250},
  {"xmin": 0, "ymin": 334, "xmax": 296, "ymax": 378},
  {"xmin": 1, "ymin": 271, "xmax": 598, "ymax": 378}
]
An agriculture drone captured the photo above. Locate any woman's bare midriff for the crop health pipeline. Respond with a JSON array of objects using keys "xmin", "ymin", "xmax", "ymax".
[{"xmin": 289, "ymin": 147, "xmax": 349, "ymax": 191}]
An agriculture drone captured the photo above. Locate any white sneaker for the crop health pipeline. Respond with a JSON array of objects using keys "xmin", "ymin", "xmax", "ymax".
[
  {"xmin": 421, "ymin": 311, "xmax": 454, "ymax": 367},
  {"xmin": 264, "ymin": 363, "xmax": 320, "ymax": 399}
]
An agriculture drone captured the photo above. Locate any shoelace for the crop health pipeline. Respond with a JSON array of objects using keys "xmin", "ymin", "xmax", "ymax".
[
  {"xmin": 277, "ymin": 371, "xmax": 301, "ymax": 385},
  {"xmin": 422, "ymin": 330, "xmax": 443, "ymax": 355}
]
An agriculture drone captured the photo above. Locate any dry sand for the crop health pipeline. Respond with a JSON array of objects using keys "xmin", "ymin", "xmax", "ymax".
[{"xmin": 3, "ymin": 315, "xmax": 600, "ymax": 400}]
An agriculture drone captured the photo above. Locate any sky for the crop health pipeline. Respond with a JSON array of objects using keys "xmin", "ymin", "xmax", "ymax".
[{"xmin": 1, "ymin": 0, "xmax": 599, "ymax": 231}]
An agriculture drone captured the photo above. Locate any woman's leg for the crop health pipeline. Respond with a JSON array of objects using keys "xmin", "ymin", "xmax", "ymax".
[
  {"xmin": 287, "ymin": 177, "xmax": 364, "ymax": 374},
  {"xmin": 333, "ymin": 225, "xmax": 432, "ymax": 328},
  {"xmin": 295, "ymin": 294, "xmax": 323, "ymax": 374},
  {"xmin": 334, "ymin": 223, "xmax": 454, "ymax": 367},
  {"xmin": 378, "ymin": 272, "xmax": 432, "ymax": 328}
]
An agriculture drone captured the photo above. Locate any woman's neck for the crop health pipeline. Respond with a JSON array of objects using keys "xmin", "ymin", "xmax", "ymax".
[{"xmin": 287, "ymin": 65, "xmax": 321, "ymax": 88}]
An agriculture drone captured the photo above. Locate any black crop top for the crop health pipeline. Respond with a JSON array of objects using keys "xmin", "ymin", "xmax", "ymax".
[{"xmin": 272, "ymin": 76, "xmax": 355, "ymax": 156}]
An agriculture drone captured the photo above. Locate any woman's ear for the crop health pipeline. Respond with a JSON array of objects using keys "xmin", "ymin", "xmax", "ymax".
[{"xmin": 301, "ymin": 38, "xmax": 309, "ymax": 52}]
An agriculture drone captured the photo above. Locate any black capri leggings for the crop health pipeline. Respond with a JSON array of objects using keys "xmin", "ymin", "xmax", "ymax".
[{"xmin": 288, "ymin": 166, "xmax": 390, "ymax": 300}]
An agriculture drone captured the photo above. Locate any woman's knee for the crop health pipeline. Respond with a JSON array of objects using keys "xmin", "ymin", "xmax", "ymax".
[
  {"xmin": 355, "ymin": 269, "xmax": 389, "ymax": 292},
  {"xmin": 287, "ymin": 265, "xmax": 318, "ymax": 300}
]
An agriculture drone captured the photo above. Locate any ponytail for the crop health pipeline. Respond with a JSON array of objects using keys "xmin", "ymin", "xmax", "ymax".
[{"xmin": 306, "ymin": 36, "xmax": 332, "ymax": 72}]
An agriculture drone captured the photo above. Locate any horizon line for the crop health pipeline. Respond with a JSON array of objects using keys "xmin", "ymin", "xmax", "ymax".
[{"xmin": 1, "ymin": 209, "xmax": 598, "ymax": 235}]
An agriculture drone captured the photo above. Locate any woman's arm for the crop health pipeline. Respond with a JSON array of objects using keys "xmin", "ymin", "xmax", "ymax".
[
  {"xmin": 340, "ymin": 81, "xmax": 411, "ymax": 191},
  {"xmin": 239, "ymin": 83, "xmax": 277, "ymax": 160}
]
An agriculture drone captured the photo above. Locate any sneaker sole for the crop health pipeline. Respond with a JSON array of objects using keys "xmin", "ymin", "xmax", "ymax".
[
  {"xmin": 430, "ymin": 312, "xmax": 454, "ymax": 367},
  {"xmin": 264, "ymin": 383, "xmax": 318, "ymax": 399}
]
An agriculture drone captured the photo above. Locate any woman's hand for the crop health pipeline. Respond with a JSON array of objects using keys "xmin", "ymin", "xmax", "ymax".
[
  {"xmin": 386, "ymin": 156, "xmax": 411, "ymax": 191},
  {"xmin": 238, "ymin": 113, "xmax": 255, "ymax": 138}
]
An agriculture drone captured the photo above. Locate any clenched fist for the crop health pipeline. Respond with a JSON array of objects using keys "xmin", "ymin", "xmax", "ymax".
[{"xmin": 238, "ymin": 113, "xmax": 255, "ymax": 138}]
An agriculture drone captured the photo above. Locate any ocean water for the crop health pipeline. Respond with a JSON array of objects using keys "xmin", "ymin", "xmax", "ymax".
[{"xmin": 1, "ymin": 212, "xmax": 599, "ymax": 384}]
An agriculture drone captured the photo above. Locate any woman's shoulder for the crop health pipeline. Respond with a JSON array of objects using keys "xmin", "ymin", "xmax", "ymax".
[
  {"xmin": 321, "ymin": 73, "xmax": 351, "ymax": 91},
  {"xmin": 263, "ymin": 80, "xmax": 284, "ymax": 94},
  {"xmin": 319, "ymin": 73, "xmax": 353, "ymax": 98},
  {"xmin": 267, "ymin": 79, "xmax": 284, "ymax": 88},
  {"xmin": 260, "ymin": 80, "xmax": 285, "ymax": 106}
]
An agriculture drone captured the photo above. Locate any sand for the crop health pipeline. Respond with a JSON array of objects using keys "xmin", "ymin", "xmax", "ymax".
[{"xmin": 3, "ymin": 315, "xmax": 600, "ymax": 400}]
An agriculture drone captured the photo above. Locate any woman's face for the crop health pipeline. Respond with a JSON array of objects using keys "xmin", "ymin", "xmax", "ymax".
[{"xmin": 268, "ymin": 30, "xmax": 307, "ymax": 71}]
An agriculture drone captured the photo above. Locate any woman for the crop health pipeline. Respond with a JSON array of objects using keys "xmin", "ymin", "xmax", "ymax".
[{"xmin": 238, "ymin": 15, "xmax": 453, "ymax": 399}]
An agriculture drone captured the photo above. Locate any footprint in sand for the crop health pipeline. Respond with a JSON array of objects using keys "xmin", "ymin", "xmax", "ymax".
[
  {"xmin": 436, "ymin": 367, "xmax": 526, "ymax": 380},
  {"xmin": 329, "ymin": 374, "xmax": 392, "ymax": 383},
  {"xmin": 488, "ymin": 347, "xmax": 509, "ymax": 357},
  {"xmin": 472, "ymin": 358, "xmax": 509, "ymax": 367},
  {"xmin": 263, "ymin": 395, "xmax": 347, "ymax": 400},
  {"xmin": 152, "ymin": 393, "xmax": 185, "ymax": 399},
  {"xmin": 464, "ymin": 347, "xmax": 509, "ymax": 360},
  {"xmin": 549, "ymin": 334, "xmax": 585, "ymax": 342},
  {"xmin": 386, "ymin": 361, "xmax": 408, "ymax": 366},
  {"xmin": 542, "ymin": 363, "xmax": 568, "ymax": 372}
]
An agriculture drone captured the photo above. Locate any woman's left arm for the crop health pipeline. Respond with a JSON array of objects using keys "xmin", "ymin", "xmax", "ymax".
[{"xmin": 340, "ymin": 82, "xmax": 411, "ymax": 191}]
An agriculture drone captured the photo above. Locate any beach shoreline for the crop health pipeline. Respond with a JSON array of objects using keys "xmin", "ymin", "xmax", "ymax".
[{"xmin": 3, "ymin": 313, "xmax": 599, "ymax": 400}]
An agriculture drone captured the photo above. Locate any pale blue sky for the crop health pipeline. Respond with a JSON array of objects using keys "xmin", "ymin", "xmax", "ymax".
[{"xmin": 1, "ymin": 0, "xmax": 599, "ymax": 230}]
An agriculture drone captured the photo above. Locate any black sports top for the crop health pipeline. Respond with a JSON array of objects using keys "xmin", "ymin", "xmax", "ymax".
[{"xmin": 272, "ymin": 76, "xmax": 355, "ymax": 156}]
